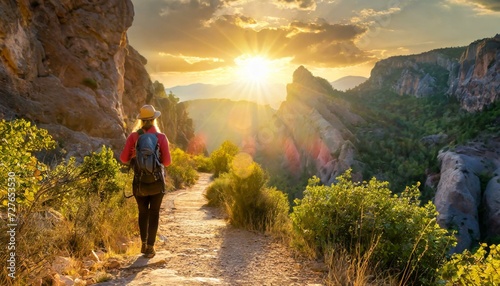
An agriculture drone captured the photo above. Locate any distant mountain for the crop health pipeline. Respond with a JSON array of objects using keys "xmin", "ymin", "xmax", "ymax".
[
  {"xmin": 166, "ymin": 82, "xmax": 286, "ymax": 109},
  {"xmin": 330, "ymin": 76, "xmax": 368, "ymax": 91},
  {"xmin": 184, "ymin": 98, "xmax": 276, "ymax": 153}
]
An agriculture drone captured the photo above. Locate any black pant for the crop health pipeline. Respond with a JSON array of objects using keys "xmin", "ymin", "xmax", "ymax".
[{"xmin": 135, "ymin": 192, "xmax": 164, "ymax": 246}]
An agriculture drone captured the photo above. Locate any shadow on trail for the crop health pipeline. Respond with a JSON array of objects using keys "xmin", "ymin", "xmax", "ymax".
[{"xmin": 216, "ymin": 225, "xmax": 269, "ymax": 284}]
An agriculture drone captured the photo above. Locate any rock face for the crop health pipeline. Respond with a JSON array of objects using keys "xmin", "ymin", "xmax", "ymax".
[
  {"xmin": 449, "ymin": 35, "xmax": 500, "ymax": 112},
  {"xmin": 366, "ymin": 48, "xmax": 460, "ymax": 97},
  {"xmin": 0, "ymin": 0, "xmax": 151, "ymax": 157},
  {"xmin": 123, "ymin": 45, "xmax": 154, "ymax": 131},
  {"xmin": 365, "ymin": 35, "xmax": 500, "ymax": 112},
  {"xmin": 265, "ymin": 66, "xmax": 365, "ymax": 184},
  {"xmin": 434, "ymin": 137, "xmax": 500, "ymax": 253}
]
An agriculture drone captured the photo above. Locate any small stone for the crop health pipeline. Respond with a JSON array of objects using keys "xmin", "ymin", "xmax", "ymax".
[
  {"xmin": 59, "ymin": 275, "xmax": 74, "ymax": 286},
  {"xmin": 309, "ymin": 261, "xmax": 328, "ymax": 273},
  {"xmin": 52, "ymin": 256, "xmax": 73, "ymax": 275},
  {"xmin": 83, "ymin": 260, "xmax": 95, "ymax": 269},
  {"xmin": 74, "ymin": 277, "xmax": 86, "ymax": 286},
  {"xmin": 105, "ymin": 259, "xmax": 121, "ymax": 269}
]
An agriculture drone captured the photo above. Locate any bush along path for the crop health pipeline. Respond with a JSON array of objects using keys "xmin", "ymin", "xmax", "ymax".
[{"xmin": 97, "ymin": 173, "xmax": 326, "ymax": 285}]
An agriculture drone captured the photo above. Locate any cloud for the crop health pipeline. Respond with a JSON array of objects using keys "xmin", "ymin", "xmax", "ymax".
[
  {"xmin": 446, "ymin": 0, "xmax": 500, "ymax": 13},
  {"xmin": 351, "ymin": 7, "xmax": 402, "ymax": 24},
  {"xmin": 128, "ymin": 0, "xmax": 373, "ymax": 72},
  {"xmin": 289, "ymin": 21, "xmax": 366, "ymax": 40},
  {"xmin": 292, "ymin": 41, "xmax": 374, "ymax": 66},
  {"xmin": 274, "ymin": 0, "xmax": 317, "ymax": 10},
  {"xmin": 147, "ymin": 53, "xmax": 227, "ymax": 73},
  {"xmin": 286, "ymin": 21, "xmax": 372, "ymax": 66},
  {"xmin": 469, "ymin": 0, "xmax": 500, "ymax": 11}
]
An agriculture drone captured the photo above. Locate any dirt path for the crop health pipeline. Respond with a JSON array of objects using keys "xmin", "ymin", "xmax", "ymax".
[{"xmin": 98, "ymin": 173, "xmax": 326, "ymax": 285}]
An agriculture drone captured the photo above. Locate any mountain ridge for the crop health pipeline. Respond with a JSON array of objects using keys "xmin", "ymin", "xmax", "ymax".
[
  {"xmin": 330, "ymin": 75, "xmax": 368, "ymax": 91},
  {"xmin": 166, "ymin": 82, "xmax": 286, "ymax": 109},
  {"xmin": 184, "ymin": 98, "xmax": 276, "ymax": 153}
]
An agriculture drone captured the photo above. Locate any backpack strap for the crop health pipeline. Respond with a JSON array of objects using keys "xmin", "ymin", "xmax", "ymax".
[
  {"xmin": 135, "ymin": 129, "xmax": 159, "ymax": 146},
  {"xmin": 136, "ymin": 128, "xmax": 158, "ymax": 138},
  {"xmin": 135, "ymin": 129, "xmax": 161, "ymax": 159}
]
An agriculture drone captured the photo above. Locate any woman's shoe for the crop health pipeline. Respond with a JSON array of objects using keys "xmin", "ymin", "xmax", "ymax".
[
  {"xmin": 144, "ymin": 245, "xmax": 156, "ymax": 258},
  {"xmin": 141, "ymin": 242, "xmax": 147, "ymax": 254}
]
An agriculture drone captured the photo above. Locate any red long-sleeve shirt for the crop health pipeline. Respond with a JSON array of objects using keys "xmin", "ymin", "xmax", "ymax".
[{"xmin": 120, "ymin": 126, "xmax": 172, "ymax": 167}]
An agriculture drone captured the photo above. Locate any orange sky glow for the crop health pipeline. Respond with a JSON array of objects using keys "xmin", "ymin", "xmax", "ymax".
[{"xmin": 127, "ymin": 0, "xmax": 500, "ymax": 91}]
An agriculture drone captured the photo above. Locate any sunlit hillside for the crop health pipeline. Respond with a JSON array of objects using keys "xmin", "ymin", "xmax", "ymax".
[
  {"xmin": 184, "ymin": 99, "xmax": 276, "ymax": 153},
  {"xmin": 167, "ymin": 82, "xmax": 286, "ymax": 109},
  {"xmin": 330, "ymin": 75, "xmax": 368, "ymax": 91}
]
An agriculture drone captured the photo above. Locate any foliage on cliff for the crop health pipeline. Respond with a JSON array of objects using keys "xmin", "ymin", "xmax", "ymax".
[
  {"xmin": 153, "ymin": 81, "xmax": 195, "ymax": 151},
  {"xmin": 344, "ymin": 88, "xmax": 500, "ymax": 198}
]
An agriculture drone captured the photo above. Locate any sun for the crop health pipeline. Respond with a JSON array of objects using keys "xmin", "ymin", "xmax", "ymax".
[{"xmin": 235, "ymin": 55, "xmax": 272, "ymax": 84}]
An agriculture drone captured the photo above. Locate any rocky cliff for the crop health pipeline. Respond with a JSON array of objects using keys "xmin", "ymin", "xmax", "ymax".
[
  {"xmin": 366, "ymin": 48, "xmax": 462, "ymax": 97},
  {"xmin": 263, "ymin": 66, "xmax": 365, "ymax": 184},
  {"xmin": 0, "ymin": 0, "xmax": 151, "ymax": 157},
  {"xmin": 449, "ymin": 35, "xmax": 500, "ymax": 112},
  {"xmin": 365, "ymin": 35, "xmax": 500, "ymax": 112}
]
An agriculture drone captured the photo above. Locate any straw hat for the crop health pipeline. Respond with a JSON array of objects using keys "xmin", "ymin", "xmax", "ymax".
[{"xmin": 137, "ymin": 104, "xmax": 161, "ymax": 120}]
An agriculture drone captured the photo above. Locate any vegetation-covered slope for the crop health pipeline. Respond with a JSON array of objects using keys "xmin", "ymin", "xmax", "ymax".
[
  {"xmin": 343, "ymin": 87, "xmax": 500, "ymax": 199},
  {"xmin": 184, "ymin": 99, "xmax": 276, "ymax": 153}
]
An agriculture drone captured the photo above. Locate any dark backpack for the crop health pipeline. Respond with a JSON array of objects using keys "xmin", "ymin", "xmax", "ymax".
[{"xmin": 134, "ymin": 129, "xmax": 164, "ymax": 185}]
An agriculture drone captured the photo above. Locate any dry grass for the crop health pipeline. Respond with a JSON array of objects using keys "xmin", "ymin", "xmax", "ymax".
[
  {"xmin": 0, "ymin": 173, "xmax": 138, "ymax": 285},
  {"xmin": 324, "ymin": 236, "xmax": 398, "ymax": 286}
]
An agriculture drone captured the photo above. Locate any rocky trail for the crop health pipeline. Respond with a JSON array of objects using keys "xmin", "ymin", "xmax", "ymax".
[{"xmin": 97, "ymin": 173, "xmax": 326, "ymax": 285}]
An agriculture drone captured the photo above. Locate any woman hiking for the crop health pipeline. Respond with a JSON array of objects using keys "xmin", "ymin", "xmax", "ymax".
[{"xmin": 120, "ymin": 104, "xmax": 171, "ymax": 258}]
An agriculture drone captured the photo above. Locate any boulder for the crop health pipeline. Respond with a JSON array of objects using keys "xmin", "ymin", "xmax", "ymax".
[
  {"xmin": 435, "ymin": 138, "xmax": 500, "ymax": 252},
  {"xmin": 483, "ymin": 169, "xmax": 500, "ymax": 242}
]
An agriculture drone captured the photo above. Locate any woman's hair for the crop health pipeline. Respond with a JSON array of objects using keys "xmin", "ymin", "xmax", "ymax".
[{"xmin": 131, "ymin": 118, "xmax": 161, "ymax": 133}]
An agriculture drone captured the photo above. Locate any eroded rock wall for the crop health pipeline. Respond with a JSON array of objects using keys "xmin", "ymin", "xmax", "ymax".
[
  {"xmin": 365, "ymin": 35, "xmax": 500, "ymax": 112},
  {"xmin": 449, "ymin": 35, "xmax": 500, "ymax": 112},
  {"xmin": 0, "ymin": 0, "xmax": 150, "ymax": 157},
  {"xmin": 367, "ymin": 49, "xmax": 459, "ymax": 97},
  {"xmin": 270, "ymin": 66, "xmax": 364, "ymax": 184}
]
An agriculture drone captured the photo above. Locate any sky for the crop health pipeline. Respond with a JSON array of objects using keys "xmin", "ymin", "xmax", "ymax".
[{"xmin": 127, "ymin": 0, "xmax": 500, "ymax": 91}]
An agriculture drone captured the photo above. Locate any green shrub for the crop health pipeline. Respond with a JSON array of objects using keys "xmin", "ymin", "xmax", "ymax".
[
  {"xmin": 210, "ymin": 140, "xmax": 239, "ymax": 177},
  {"xmin": 204, "ymin": 173, "xmax": 230, "ymax": 207},
  {"xmin": 0, "ymin": 119, "xmax": 55, "ymax": 208},
  {"xmin": 79, "ymin": 145, "xmax": 121, "ymax": 198},
  {"xmin": 0, "ymin": 120, "xmax": 137, "ymax": 284},
  {"xmin": 224, "ymin": 161, "xmax": 269, "ymax": 229},
  {"xmin": 166, "ymin": 147, "xmax": 199, "ymax": 189},
  {"xmin": 82, "ymin": 77, "xmax": 98, "ymax": 89},
  {"xmin": 291, "ymin": 170, "xmax": 455, "ymax": 285},
  {"xmin": 206, "ymin": 158, "xmax": 290, "ymax": 234},
  {"xmin": 439, "ymin": 243, "xmax": 500, "ymax": 285},
  {"xmin": 259, "ymin": 187, "xmax": 290, "ymax": 235},
  {"xmin": 193, "ymin": 154, "xmax": 214, "ymax": 172}
]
